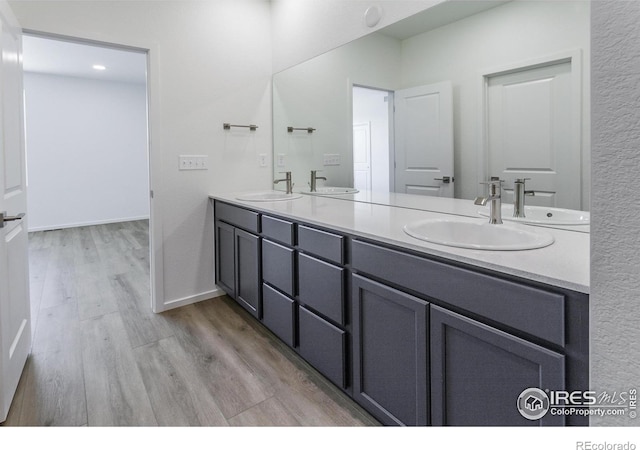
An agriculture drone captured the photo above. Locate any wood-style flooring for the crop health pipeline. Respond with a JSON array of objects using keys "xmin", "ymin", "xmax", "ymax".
[{"xmin": 2, "ymin": 220, "xmax": 377, "ymax": 426}]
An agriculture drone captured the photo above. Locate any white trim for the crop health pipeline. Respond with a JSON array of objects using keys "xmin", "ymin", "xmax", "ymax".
[
  {"xmin": 476, "ymin": 49, "xmax": 584, "ymax": 205},
  {"xmin": 27, "ymin": 216, "xmax": 150, "ymax": 232},
  {"xmin": 159, "ymin": 287, "xmax": 226, "ymax": 312}
]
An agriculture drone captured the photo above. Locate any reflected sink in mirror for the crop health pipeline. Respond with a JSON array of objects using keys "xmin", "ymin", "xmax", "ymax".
[
  {"xmin": 301, "ymin": 187, "xmax": 359, "ymax": 195},
  {"xmin": 236, "ymin": 191, "xmax": 302, "ymax": 202},
  {"xmin": 403, "ymin": 219, "xmax": 555, "ymax": 251},
  {"xmin": 478, "ymin": 205, "xmax": 590, "ymax": 225}
]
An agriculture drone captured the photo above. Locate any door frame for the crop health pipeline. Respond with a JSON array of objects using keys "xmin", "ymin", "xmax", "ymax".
[
  {"xmin": 477, "ymin": 50, "xmax": 584, "ymax": 204},
  {"xmin": 22, "ymin": 29, "xmax": 165, "ymax": 313},
  {"xmin": 349, "ymin": 81, "xmax": 395, "ymax": 192}
]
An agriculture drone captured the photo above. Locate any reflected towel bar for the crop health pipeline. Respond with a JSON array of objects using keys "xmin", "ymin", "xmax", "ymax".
[
  {"xmin": 223, "ymin": 123, "xmax": 258, "ymax": 131},
  {"xmin": 287, "ymin": 126, "xmax": 316, "ymax": 133}
]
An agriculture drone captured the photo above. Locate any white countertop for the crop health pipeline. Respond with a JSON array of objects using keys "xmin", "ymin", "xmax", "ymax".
[{"xmin": 211, "ymin": 191, "xmax": 590, "ymax": 294}]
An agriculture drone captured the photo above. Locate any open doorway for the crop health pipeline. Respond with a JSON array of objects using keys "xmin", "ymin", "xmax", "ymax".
[
  {"xmin": 352, "ymin": 85, "xmax": 392, "ymax": 193},
  {"xmin": 21, "ymin": 34, "xmax": 152, "ymax": 330}
]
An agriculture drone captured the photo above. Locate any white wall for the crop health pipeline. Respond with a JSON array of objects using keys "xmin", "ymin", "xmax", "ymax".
[
  {"xmin": 24, "ymin": 72, "xmax": 149, "ymax": 231},
  {"xmin": 10, "ymin": 0, "xmax": 273, "ymax": 310}
]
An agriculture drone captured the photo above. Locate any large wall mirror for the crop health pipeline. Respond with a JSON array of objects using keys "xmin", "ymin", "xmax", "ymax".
[{"xmin": 272, "ymin": 0, "xmax": 590, "ymax": 214}]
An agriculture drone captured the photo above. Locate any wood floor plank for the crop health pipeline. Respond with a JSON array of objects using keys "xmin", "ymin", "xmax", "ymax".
[
  {"xmin": 163, "ymin": 304, "xmax": 275, "ymax": 419},
  {"xmin": 81, "ymin": 312, "xmax": 157, "ymax": 426},
  {"xmin": 19, "ymin": 302, "xmax": 87, "ymax": 426},
  {"xmin": 228, "ymin": 396, "xmax": 301, "ymax": 426},
  {"xmin": 133, "ymin": 337, "xmax": 229, "ymax": 426},
  {"xmin": 27, "ymin": 247, "xmax": 50, "ymax": 338},
  {"xmin": 75, "ymin": 263, "xmax": 120, "ymax": 321},
  {"xmin": 39, "ymin": 254, "xmax": 77, "ymax": 310},
  {"xmin": 110, "ymin": 273, "xmax": 173, "ymax": 348}
]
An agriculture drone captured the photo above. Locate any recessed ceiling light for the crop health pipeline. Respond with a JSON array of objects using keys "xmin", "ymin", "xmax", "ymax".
[{"xmin": 92, "ymin": 64, "xmax": 106, "ymax": 71}]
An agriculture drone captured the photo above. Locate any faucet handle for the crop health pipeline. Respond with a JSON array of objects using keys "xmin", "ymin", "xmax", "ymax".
[
  {"xmin": 480, "ymin": 179, "xmax": 504, "ymax": 185},
  {"xmin": 514, "ymin": 178, "xmax": 531, "ymax": 183}
]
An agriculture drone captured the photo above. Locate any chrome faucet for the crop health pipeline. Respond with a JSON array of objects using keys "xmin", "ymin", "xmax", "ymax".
[
  {"xmin": 474, "ymin": 177, "xmax": 503, "ymax": 224},
  {"xmin": 309, "ymin": 170, "xmax": 327, "ymax": 192},
  {"xmin": 274, "ymin": 171, "xmax": 293, "ymax": 194},
  {"xmin": 513, "ymin": 178, "xmax": 535, "ymax": 218}
]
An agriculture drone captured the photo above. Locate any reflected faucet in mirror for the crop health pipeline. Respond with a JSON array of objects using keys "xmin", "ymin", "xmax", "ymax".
[
  {"xmin": 309, "ymin": 170, "xmax": 327, "ymax": 192},
  {"xmin": 513, "ymin": 178, "xmax": 535, "ymax": 219}
]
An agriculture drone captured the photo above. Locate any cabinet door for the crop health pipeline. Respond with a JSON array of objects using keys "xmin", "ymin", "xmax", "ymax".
[
  {"xmin": 235, "ymin": 228, "xmax": 261, "ymax": 318},
  {"xmin": 430, "ymin": 305, "xmax": 565, "ymax": 426},
  {"xmin": 262, "ymin": 283, "xmax": 296, "ymax": 347},
  {"xmin": 215, "ymin": 221, "xmax": 235, "ymax": 297},
  {"xmin": 298, "ymin": 253, "xmax": 345, "ymax": 325},
  {"xmin": 298, "ymin": 305, "xmax": 347, "ymax": 389},
  {"xmin": 352, "ymin": 275, "xmax": 429, "ymax": 426}
]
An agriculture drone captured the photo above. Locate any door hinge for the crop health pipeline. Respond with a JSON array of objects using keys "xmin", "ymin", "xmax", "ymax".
[{"xmin": 150, "ymin": 190, "xmax": 154, "ymax": 199}]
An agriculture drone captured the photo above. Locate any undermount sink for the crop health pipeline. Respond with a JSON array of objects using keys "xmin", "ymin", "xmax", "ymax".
[
  {"xmin": 478, "ymin": 205, "xmax": 590, "ymax": 225},
  {"xmin": 236, "ymin": 191, "xmax": 302, "ymax": 202},
  {"xmin": 403, "ymin": 218, "xmax": 555, "ymax": 251},
  {"xmin": 301, "ymin": 187, "xmax": 359, "ymax": 195}
]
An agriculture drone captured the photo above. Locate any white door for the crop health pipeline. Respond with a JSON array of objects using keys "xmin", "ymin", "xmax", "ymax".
[
  {"xmin": 486, "ymin": 59, "xmax": 580, "ymax": 209},
  {"xmin": 0, "ymin": 1, "xmax": 30, "ymax": 423},
  {"xmin": 394, "ymin": 81, "xmax": 454, "ymax": 197},
  {"xmin": 353, "ymin": 122, "xmax": 372, "ymax": 192}
]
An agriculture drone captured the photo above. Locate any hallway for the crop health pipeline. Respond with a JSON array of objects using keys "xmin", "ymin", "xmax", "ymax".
[{"xmin": 3, "ymin": 221, "xmax": 375, "ymax": 426}]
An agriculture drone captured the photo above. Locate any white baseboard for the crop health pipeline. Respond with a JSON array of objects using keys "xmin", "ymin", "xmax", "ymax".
[
  {"xmin": 28, "ymin": 215, "xmax": 150, "ymax": 232},
  {"xmin": 160, "ymin": 287, "xmax": 226, "ymax": 312}
]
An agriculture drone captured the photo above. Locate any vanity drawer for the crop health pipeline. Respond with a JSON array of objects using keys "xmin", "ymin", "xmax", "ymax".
[
  {"xmin": 262, "ymin": 239, "xmax": 295, "ymax": 296},
  {"xmin": 262, "ymin": 215, "xmax": 295, "ymax": 246},
  {"xmin": 298, "ymin": 225, "xmax": 345, "ymax": 264},
  {"xmin": 298, "ymin": 305, "xmax": 347, "ymax": 389},
  {"xmin": 262, "ymin": 284, "xmax": 296, "ymax": 348},
  {"xmin": 351, "ymin": 239, "xmax": 565, "ymax": 347},
  {"xmin": 215, "ymin": 201, "xmax": 260, "ymax": 233},
  {"xmin": 298, "ymin": 253, "xmax": 345, "ymax": 325}
]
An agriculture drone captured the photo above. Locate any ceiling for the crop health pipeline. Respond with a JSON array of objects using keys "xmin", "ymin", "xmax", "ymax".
[{"xmin": 23, "ymin": 34, "xmax": 147, "ymax": 84}]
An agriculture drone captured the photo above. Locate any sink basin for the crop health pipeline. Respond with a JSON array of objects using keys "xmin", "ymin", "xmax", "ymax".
[
  {"xmin": 403, "ymin": 219, "xmax": 554, "ymax": 251},
  {"xmin": 302, "ymin": 187, "xmax": 359, "ymax": 195},
  {"xmin": 478, "ymin": 205, "xmax": 590, "ymax": 225},
  {"xmin": 236, "ymin": 191, "xmax": 302, "ymax": 202}
]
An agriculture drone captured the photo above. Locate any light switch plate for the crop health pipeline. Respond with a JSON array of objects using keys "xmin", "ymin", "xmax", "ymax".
[
  {"xmin": 323, "ymin": 154, "xmax": 341, "ymax": 166},
  {"xmin": 258, "ymin": 154, "xmax": 268, "ymax": 167},
  {"xmin": 179, "ymin": 155, "xmax": 208, "ymax": 170},
  {"xmin": 277, "ymin": 153, "xmax": 286, "ymax": 167}
]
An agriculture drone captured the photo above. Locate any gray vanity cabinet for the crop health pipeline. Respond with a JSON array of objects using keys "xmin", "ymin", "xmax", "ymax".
[
  {"xmin": 352, "ymin": 274, "xmax": 429, "ymax": 426},
  {"xmin": 351, "ymin": 238, "xmax": 588, "ymax": 427},
  {"xmin": 213, "ymin": 199, "xmax": 589, "ymax": 427},
  {"xmin": 214, "ymin": 202, "xmax": 261, "ymax": 318}
]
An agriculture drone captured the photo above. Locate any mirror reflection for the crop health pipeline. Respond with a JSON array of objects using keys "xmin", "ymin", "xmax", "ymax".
[{"xmin": 272, "ymin": 0, "xmax": 590, "ymax": 213}]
